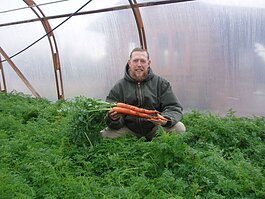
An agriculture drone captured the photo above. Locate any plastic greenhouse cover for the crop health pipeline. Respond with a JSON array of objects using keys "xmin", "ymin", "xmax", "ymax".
[{"xmin": 1, "ymin": 0, "xmax": 265, "ymax": 116}]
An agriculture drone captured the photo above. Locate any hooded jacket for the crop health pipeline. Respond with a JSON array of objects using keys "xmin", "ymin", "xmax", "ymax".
[{"xmin": 106, "ymin": 64, "xmax": 183, "ymax": 136}]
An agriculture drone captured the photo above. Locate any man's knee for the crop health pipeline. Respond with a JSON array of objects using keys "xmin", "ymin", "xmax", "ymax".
[
  {"xmin": 100, "ymin": 127, "xmax": 131, "ymax": 138},
  {"xmin": 164, "ymin": 121, "xmax": 186, "ymax": 133},
  {"xmin": 175, "ymin": 121, "xmax": 186, "ymax": 132}
]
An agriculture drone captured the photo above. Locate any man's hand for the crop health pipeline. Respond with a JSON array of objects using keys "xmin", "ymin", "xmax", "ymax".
[
  {"xmin": 148, "ymin": 114, "xmax": 167, "ymax": 126},
  {"xmin": 108, "ymin": 109, "xmax": 122, "ymax": 121}
]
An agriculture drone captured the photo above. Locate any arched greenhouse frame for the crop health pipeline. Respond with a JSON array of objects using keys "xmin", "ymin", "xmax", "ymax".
[{"xmin": 1, "ymin": 0, "xmax": 265, "ymax": 116}]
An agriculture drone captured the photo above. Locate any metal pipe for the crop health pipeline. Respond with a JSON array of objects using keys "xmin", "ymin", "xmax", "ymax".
[
  {"xmin": 128, "ymin": 0, "xmax": 147, "ymax": 49},
  {"xmin": 0, "ymin": 0, "xmax": 196, "ymax": 27},
  {"xmin": 23, "ymin": 0, "xmax": 64, "ymax": 99}
]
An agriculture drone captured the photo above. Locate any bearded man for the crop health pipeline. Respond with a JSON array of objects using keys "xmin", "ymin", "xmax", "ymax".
[{"xmin": 101, "ymin": 47, "xmax": 186, "ymax": 141}]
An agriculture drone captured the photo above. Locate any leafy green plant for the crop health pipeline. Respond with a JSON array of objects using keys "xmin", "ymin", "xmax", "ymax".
[
  {"xmin": 0, "ymin": 93, "xmax": 264, "ymax": 198},
  {"xmin": 64, "ymin": 97, "xmax": 108, "ymax": 148}
]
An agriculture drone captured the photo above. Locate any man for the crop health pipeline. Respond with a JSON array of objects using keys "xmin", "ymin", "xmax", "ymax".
[{"xmin": 101, "ymin": 47, "xmax": 186, "ymax": 140}]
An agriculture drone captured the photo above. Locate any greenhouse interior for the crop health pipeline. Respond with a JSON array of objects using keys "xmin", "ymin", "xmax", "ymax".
[
  {"xmin": 1, "ymin": 1, "xmax": 265, "ymax": 198},
  {"xmin": 1, "ymin": 0, "xmax": 265, "ymax": 116}
]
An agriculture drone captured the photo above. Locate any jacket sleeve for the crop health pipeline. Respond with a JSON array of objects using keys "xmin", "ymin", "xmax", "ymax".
[
  {"xmin": 159, "ymin": 80, "xmax": 183, "ymax": 128},
  {"xmin": 106, "ymin": 115, "xmax": 125, "ymax": 130},
  {"xmin": 105, "ymin": 84, "xmax": 125, "ymax": 130}
]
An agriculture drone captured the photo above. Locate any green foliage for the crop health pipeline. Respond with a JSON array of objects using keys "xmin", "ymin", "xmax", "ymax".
[
  {"xmin": 0, "ymin": 92, "xmax": 264, "ymax": 198},
  {"xmin": 64, "ymin": 96, "xmax": 110, "ymax": 148}
]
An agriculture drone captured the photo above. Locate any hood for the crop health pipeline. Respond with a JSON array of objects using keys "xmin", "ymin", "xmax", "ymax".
[{"xmin": 124, "ymin": 63, "xmax": 154, "ymax": 82}]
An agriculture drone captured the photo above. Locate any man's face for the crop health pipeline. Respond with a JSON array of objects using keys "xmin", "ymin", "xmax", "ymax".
[{"xmin": 128, "ymin": 51, "xmax": 151, "ymax": 82}]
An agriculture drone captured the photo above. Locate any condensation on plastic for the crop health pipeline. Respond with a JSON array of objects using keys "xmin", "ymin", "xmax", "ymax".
[{"xmin": 0, "ymin": 0, "xmax": 265, "ymax": 116}]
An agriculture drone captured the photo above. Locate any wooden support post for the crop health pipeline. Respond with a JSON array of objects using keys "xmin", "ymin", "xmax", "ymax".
[
  {"xmin": 0, "ymin": 55, "xmax": 7, "ymax": 92},
  {"xmin": 0, "ymin": 47, "xmax": 40, "ymax": 98}
]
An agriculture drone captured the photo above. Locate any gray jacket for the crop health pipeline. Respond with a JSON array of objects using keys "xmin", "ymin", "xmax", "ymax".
[{"xmin": 106, "ymin": 64, "xmax": 183, "ymax": 136}]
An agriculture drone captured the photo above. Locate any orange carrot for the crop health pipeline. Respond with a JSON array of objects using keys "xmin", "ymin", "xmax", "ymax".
[
  {"xmin": 112, "ymin": 107, "xmax": 169, "ymax": 121},
  {"xmin": 112, "ymin": 107, "xmax": 154, "ymax": 119},
  {"xmin": 116, "ymin": 102, "xmax": 159, "ymax": 115}
]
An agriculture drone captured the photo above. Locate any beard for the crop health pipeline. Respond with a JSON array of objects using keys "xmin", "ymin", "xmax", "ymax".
[{"xmin": 129, "ymin": 68, "xmax": 149, "ymax": 82}]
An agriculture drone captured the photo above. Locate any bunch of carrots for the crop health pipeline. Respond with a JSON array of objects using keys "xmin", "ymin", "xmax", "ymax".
[
  {"xmin": 111, "ymin": 102, "xmax": 168, "ymax": 121},
  {"xmin": 86, "ymin": 99, "xmax": 168, "ymax": 121}
]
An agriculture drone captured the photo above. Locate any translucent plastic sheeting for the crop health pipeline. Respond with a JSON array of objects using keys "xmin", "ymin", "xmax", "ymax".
[
  {"xmin": 53, "ymin": 9, "xmax": 139, "ymax": 99},
  {"xmin": 36, "ymin": 0, "xmax": 129, "ymax": 16},
  {"xmin": 0, "ymin": 0, "xmax": 128, "ymax": 21},
  {"xmin": 1, "ymin": 0, "xmax": 265, "ymax": 116},
  {"xmin": 1, "ymin": 0, "xmax": 139, "ymax": 100},
  {"xmin": 0, "ymin": 1, "xmax": 36, "ymax": 24},
  {"xmin": 140, "ymin": 0, "xmax": 265, "ymax": 116},
  {"xmin": 0, "ymin": 19, "xmax": 56, "ymax": 99}
]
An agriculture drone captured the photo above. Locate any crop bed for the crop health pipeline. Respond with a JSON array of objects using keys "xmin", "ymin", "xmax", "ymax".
[{"xmin": 0, "ymin": 92, "xmax": 264, "ymax": 198}]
